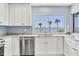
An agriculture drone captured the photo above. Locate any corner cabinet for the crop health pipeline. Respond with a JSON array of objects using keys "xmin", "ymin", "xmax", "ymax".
[
  {"xmin": 64, "ymin": 36, "xmax": 78, "ymax": 56},
  {"xmin": 35, "ymin": 36, "xmax": 64, "ymax": 56},
  {"xmin": 8, "ymin": 3, "xmax": 32, "ymax": 26}
]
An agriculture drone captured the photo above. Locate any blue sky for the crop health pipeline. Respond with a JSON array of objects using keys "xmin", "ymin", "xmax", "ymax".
[{"xmin": 33, "ymin": 15, "xmax": 65, "ymax": 28}]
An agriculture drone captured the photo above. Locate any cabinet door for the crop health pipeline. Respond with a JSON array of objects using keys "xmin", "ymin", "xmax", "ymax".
[
  {"xmin": 78, "ymin": 51, "xmax": 79, "ymax": 56},
  {"xmin": 14, "ymin": 4, "xmax": 22, "ymax": 26},
  {"xmin": 72, "ymin": 48, "xmax": 78, "ymax": 56},
  {"xmin": 8, "ymin": 3, "xmax": 15, "ymax": 26},
  {"xmin": 67, "ymin": 46, "xmax": 72, "ymax": 56},
  {"xmin": 26, "ymin": 4, "xmax": 32, "ymax": 26},
  {"xmin": 35, "ymin": 37, "xmax": 47, "ymax": 56},
  {"xmin": 4, "ymin": 37, "xmax": 12, "ymax": 56},
  {"xmin": 0, "ymin": 3, "xmax": 5, "ymax": 25},
  {"xmin": 64, "ymin": 39, "xmax": 68, "ymax": 56},
  {"xmin": 14, "ymin": 3, "xmax": 32, "ymax": 26},
  {"xmin": 57, "ymin": 37, "xmax": 64, "ymax": 55},
  {"xmin": 64, "ymin": 37, "xmax": 73, "ymax": 56},
  {"xmin": 12, "ymin": 37, "xmax": 20, "ymax": 56},
  {"xmin": 47, "ymin": 37, "xmax": 57, "ymax": 55},
  {"xmin": 8, "ymin": 3, "xmax": 32, "ymax": 26},
  {"xmin": 0, "ymin": 3, "xmax": 8, "ymax": 25}
]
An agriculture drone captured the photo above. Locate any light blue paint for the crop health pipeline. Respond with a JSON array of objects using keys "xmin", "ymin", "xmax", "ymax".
[
  {"xmin": 0, "ymin": 26, "xmax": 7, "ymax": 33},
  {"xmin": 0, "ymin": 26, "xmax": 32, "ymax": 33},
  {"xmin": 7, "ymin": 26, "xmax": 32, "ymax": 33}
]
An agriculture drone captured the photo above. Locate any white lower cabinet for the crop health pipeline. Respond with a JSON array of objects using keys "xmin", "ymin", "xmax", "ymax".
[
  {"xmin": 64, "ymin": 39, "xmax": 68, "ymax": 56},
  {"xmin": 64, "ymin": 36, "xmax": 78, "ymax": 56},
  {"xmin": 72, "ymin": 48, "xmax": 78, "ymax": 56},
  {"xmin": 47, "ymin": 37, "xmax": 57, "ymax": 55},
  {"xmin": 35, "ymin": 36, "xmax": 64, "ymax": 56},
  {"xmin": 4, "ymin": 36, "xmax": 20, "ymax": 56},
  {"xmin": 57, "ymin": 37, "xmax": 64, "ymax": 55},
  {"xmin": 12, "ymin": 37, "xmax": 20, "ymax": 56},
  {"xmin": 67, "ymin": 45, "xmax": 73, "ymax": 56},
  {"xmin": 78, "ymin": 51, "xmax": 79, "ymax": 56},
  {"xmin": 67, "ymin": 45, "xmax": 78, "ymax": 56},
  {"xmin": 35, "ymin": 37, "xmax": 48, "ymax": 56},
  {"xmin": 4, "ymin": 37, "xmax": 13, "ymax": 56}
]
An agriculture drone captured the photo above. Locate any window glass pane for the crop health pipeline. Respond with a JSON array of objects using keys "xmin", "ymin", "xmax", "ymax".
[
  {"xmin": 74, "ymin": 15, "xmax": 79, "ymax": 32},
  {"xmin": 33, "ymin": 15, "xmax": 65, "ymax": 32}
]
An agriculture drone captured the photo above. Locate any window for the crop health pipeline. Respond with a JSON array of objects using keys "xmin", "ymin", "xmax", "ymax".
[
  {"xmin": 33, "ymin": 15, "xmax": 65, "ymax": 33},
  {"xmin": 73, "ymin": 14, "xmax": 79, "ymax": 33}
]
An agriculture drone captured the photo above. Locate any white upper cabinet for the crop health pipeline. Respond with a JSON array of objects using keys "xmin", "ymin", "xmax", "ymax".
[
  {"xmin": 0, "ymin": 3, "xmax": 8, "ymax": 26},
  {"xmin": 8, "ymin": 3, "xmax": 32, "ymax": 26},
  {"xmin": 71, "ymin": 4, "xmax": 79, "ymax": 14},
  {"xmin": 14, "ymin": 4, "xmax": 23, "ymax": 26},
  {"xmin": 9, "ymin": 4, "xmax": 15, "ymax": 26}
]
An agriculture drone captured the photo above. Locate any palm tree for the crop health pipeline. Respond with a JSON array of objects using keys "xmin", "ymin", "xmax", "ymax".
[
  {"xmin": 48, "ymin": 20, "xmax": 52, "ymax": 32},
  {"xmin": 55, "ymin": 19, "xmax": 60, "ymax": 32},
  {"xmin": 39, "ymin": 23, "xmax": 42, "ymax": 32}
]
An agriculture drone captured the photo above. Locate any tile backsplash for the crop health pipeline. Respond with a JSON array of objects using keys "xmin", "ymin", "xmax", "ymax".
[
  {"xmin": 0, "ymin": 26, "xmax": 7, "ymax": 34},
  {"xmin": 7, "ymin": 26, "xmax": 32, "ymax": 33},
  {"xmin": 0, "ymin": 26, "xmax": 32, "ymax": 34}
]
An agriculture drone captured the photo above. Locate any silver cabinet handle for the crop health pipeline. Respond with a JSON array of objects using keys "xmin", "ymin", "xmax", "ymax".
[
  {"xmin": 43, "ymin": 42, "xmax": 48, "ymax": 44},
  {"xmin": 5, "ymin": 41, "xmax": 7, "ymax": 42},
  {"xmin": 16, "ymin": 38, "xmax": 18, "ymax": 40},
  {"xmin": 73, "ymin": 48, "xmax": 77, "ymax": 51},
  {"xmin": 21, "ymin": 23, "xmax": 24, "ymax": 25},
  {"xmin": 0, "ymin": 22, "xmax": 3, "ymax": 23}
]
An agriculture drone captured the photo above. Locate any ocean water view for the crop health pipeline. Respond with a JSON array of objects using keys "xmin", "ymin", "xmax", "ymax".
[{"xmin": 33, "ymin": 27, "xmax": 64, "ymax": 33}]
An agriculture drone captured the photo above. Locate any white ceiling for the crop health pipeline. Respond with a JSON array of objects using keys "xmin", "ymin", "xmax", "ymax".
[{"xmin": 31, "ymin": 3, "xmax": 72, "ymax": 6}]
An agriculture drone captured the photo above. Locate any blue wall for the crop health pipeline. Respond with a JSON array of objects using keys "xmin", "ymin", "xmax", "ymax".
[
  {"xmin": 0, "ymin": 26, "xmax": 7, "ymax": 34},
  {"xmin": 0, "ymin": 26, "xmax": 32, "ymax": 34},
  {"xmin": 7, "ymin": 26, "xmax": 32, "ymax": 33}
]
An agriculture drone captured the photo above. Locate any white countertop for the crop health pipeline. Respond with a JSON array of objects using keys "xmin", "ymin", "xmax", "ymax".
[
  {"xmin": 1, "ymin": 33, "xmax": 78, "ymax": 38},
  {"xmin": 0, "ymin": 34, "xmax": 67, "ymax": 38},
  {"xmin": 1, "ymin": 33, "xmax": 79, "ymax": 38}
]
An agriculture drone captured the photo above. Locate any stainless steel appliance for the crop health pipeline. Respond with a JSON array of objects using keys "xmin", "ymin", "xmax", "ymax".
[
  {"xmin": 20, "ymin": 36, "xmax": 35, "ymax": 56},
  {"xmin": 0, "ymin": 39, "xmax": 5, "ymax": 56}
]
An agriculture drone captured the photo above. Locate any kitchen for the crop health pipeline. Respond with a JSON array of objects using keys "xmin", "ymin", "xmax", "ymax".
[{"xmin": 0, "ymin": 3, "xmax": 79, "ymax": 56}]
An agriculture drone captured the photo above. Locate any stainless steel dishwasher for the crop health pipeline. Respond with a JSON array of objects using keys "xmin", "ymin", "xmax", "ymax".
[{"xmin": 20, "ymin": 36, "xmax": 35, "ymax": 56}]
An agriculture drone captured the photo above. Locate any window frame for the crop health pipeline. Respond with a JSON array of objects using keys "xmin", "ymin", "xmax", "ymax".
[
  {"xmin": 73, "ymin": 13, "xmax": 79, "ymax": 33},
  {"xmin": 32, "ymin": 15, "xmax": 66, "ymax": 33}
]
